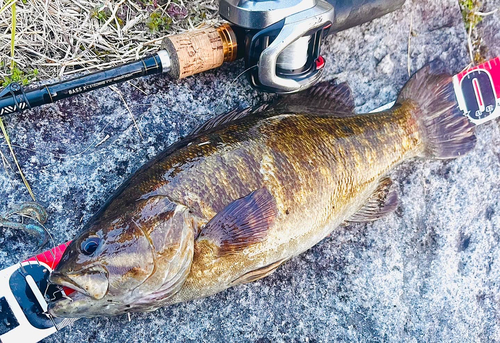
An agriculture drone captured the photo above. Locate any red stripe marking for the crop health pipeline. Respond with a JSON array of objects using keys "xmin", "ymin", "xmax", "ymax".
[
  {"xmin": 25, "ymin": 241, "xmax": 76, "ymax": 295},
  {"xmin": 473, "ymin": 78, "xmax": 483, "ymax": 107}
]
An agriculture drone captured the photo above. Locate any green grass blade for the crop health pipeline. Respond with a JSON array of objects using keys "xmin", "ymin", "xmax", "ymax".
[{"xmin": 0, "ymin": 0, "xmax": 36, "ymax": 200}]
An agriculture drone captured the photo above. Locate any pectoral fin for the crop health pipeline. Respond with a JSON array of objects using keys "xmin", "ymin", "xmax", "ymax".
[
  {"xmin": 230, "ymin": 258, "xmax": 288, "ymax": 286},
  {"xmin": 197, "ymin": 188, "xmax": 277, "ymax": 257},
  {"xmin": 349, "ymin": 177, "xmax": 398, "ymax": 222}
]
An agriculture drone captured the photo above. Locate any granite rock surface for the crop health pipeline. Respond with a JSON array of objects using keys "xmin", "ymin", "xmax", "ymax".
[
  {"xmin": 0, "ymin": 0, "xmax": 499, "ymax": 342},
  {"xmin": 478, "ymin": 0, "xmax": 500, "ymax": 60}
]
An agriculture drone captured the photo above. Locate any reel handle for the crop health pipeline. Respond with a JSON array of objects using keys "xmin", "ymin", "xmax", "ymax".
[{"xmin": 327, "ymin": 0, "xmax": 406, "ymax": 33}]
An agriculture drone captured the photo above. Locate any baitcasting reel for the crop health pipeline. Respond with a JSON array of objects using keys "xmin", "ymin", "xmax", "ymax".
[
  {"xmin": 219, "ymin": 0, "xmax": 405, "ymax": 93},
  {"xmin": 0, "ymin": 0, "xmax": 406, "ymax": 116},
  {"xmin": 220, "ymin": 0, "xmax": 334, "ymax": 93}
]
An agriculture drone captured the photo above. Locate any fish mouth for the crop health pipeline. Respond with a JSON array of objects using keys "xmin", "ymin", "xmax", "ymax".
[
  {"xmin": 47, "ymin": 289, "xmax": 97, "ymax": 318},
  {"xmin": 49, "ymin": 272, "xmax": 88, "ymax": 297},
  {"xmin": 49, "ymin": 266, "xmax": 109, "ymax": 300},
  {"xmin": 48, "ymin": 266, "xmax": 110, "ymax": 318}
]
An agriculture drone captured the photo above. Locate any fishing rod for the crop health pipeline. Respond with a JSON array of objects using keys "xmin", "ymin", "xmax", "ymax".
[
  {"xmin": 0, "ymin": 0, "xmax": 405, "ymax": 117},
  {"xmin": 0, "ymin": 24, "xmax": 238, "ymax": 117}
]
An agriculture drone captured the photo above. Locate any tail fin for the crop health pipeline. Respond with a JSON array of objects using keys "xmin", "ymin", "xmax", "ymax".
[{"xmin": 397, "ymin": 63, "xmax": 476, "ymax": 159}]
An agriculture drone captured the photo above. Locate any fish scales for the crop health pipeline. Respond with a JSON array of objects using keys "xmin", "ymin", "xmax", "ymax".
[
  {"xmin": 47, "ymin": 66, "xmax": 476, "ymax": 317},
  {"xmin": 165, "ymin": 108, "xmax": 420, "ymax": 303}
]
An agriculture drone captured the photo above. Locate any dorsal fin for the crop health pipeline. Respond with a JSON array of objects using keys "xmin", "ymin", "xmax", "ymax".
[
  {"xmin": 189, "ymin": 104, "xmax": 268, "ymax": 136},
  {"xmin": 348, "ymin": 177, "xmax": 398, "ymax": 222},
  {"xmin": 190, "ymin": 80, "xmax": 355, "ymax": 136},
  {"xmin": 269, "ymin": 80, "xmax": 355, "ymax": 115},
  {"xmin": 196, "ymin": 188, "xmax": 277, "ymax": 257}
]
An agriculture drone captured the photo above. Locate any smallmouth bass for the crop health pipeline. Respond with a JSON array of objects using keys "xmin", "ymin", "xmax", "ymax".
[{"xmin": 48, "ymin": 65, "xmax": 476, "ymax": 317}]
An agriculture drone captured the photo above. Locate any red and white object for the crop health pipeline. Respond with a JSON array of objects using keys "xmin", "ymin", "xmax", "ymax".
[
  {"xmin": 453, "ymin": 57, "xmax": 500, "ymax": 125},
  {"xmin": 0, "ymin": 242, "xmax": 75, "ymax": 343}
]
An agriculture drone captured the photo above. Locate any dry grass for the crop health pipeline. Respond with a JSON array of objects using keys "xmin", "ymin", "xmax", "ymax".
[{"xmin": 0, "ymin": 0, "xmax": 220, "ymax": 83}]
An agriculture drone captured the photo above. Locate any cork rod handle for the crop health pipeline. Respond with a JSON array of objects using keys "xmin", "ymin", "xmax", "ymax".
[{"xmin": 162, "ymin": 24, "xmax": 238, "ymax": 79}]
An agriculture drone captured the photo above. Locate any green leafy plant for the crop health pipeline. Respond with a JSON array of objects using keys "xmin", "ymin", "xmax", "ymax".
[
  {"xmin": 2, "ymin": 66, "xmax": 38, "ymax": 87},
  {"xmin": 459, "ymin": 0, "xmax": 487, "ymax": 63},
  {"xmin": 91, "ymin": 6, "xmax": 124, "ymax": 27},
  {"xmin": 460, "ymin": 0, "xmax": 483, "ymax": 31},
  {"xmin": 91, "ymin": 7, "xmax": 110, "ymax": 23},
  {"xmin": 147, "ymin": 11, "xmax": 172, "ymax": 32}
]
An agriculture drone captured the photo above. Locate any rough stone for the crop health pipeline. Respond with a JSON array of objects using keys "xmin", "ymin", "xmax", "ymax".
[
  {"xmin": 477, "ymin": 0, "xmax": 500, "ymax": 60},
  {"xmin": 0, "ymin": 0, "xmax": 498, "ymax": 342}
]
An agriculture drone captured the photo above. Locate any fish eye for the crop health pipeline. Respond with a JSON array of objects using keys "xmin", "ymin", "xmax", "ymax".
[{"xmin": 80, "ymin": 236, "xmax": 101, "ymax": 255}]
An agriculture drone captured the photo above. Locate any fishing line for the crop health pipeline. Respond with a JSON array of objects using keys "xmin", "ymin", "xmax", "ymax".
[
  {"xmin": 213, "ymin": 64, "xmax": 257, "ymax": 114},
  {"xmin": 35, "ymin": 222, "xmax": 55, "ymax": 254},
  {"xmin": 15, "ymin": 216, "xmax": 55, "ymax": 260}
]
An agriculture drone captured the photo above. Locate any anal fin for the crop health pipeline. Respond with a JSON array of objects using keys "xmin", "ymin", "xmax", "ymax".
[
  {"xmin": 349, "ymin": 177, "xmax": 398, "ymax": 222},
  {"xmin": 230, "ymin": 258, "xmax": 288, "ymax": 286}
]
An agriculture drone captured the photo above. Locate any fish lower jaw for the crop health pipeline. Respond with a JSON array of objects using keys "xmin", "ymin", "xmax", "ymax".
[
  {"xmin": 48, "ymin": 287, "xmax": 149, "ymax": 318},
  {"xmin": 48, "ymin": 275, "xmax": 106, "ymax": 317},
  {"xmin": 48, "ymin": 291, "xmax": 131, "ymax": 318},
  {"xmin": 48, "ymin": 290, "xmax": 92, "ymax": 318}
]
